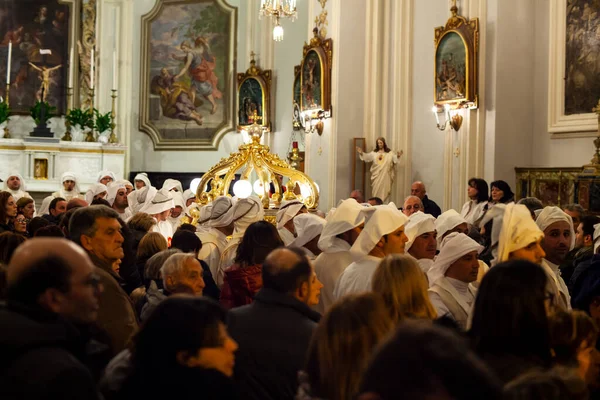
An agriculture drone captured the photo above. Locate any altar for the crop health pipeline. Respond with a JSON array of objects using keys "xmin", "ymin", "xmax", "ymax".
[{"xmin": 0, "ymin": 138, "xmax": 126, "ymax": 193}]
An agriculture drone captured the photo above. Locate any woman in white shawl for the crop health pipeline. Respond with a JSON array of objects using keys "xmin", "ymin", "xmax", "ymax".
[{"xmin": 356, "ymin": 137, "xmax": 403, "ymax": 203}]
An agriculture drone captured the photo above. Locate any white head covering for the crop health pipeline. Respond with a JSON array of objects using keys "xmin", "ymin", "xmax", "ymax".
[
  {"xmin": 38, "ymin": 195, "xmax": 55, "ymax": 216},
  {"xmin": 134, "ymin": 173, "xmax": 151, "ymax": 189},
  {"xmin": 127, "ymin": 185, "xmax": 158, "ymax": 214},
  {"xmin": 106, "ymin": 182, "xmax": 126, "ymax": 206},
  {"xmin": 536, "ymin": 206, "xmax": 576, "ymax": 251},
  {"xmin": 115, "ymin": 179, "xmax": 133, "ymax": 189},
  {"xmin": 162, "ymin": 178, "xmax": 184, "ymax": 193},
  {"xmin": 231, "ymin": 196, "xmax": 264, "ymax": 237},
  {"xmin": 183, "ymin": 189, "xmax": 196, "ymax": 201},
  {"xmin": 435, "ymin": 209, "xmax": 467, "ymax": 247},
  {"xmin": 427, "ymin": 232, "xmax": 484, "ymax": 286},
  {"xmin": 276, "ymin": 200, "xmax": 306, "ymax": 230},
  {"xmin": 350, "ymin": 203, "xmax": 408, "ymax": 257},
  {"xmin": 208, "ymin": 196, "xmax": 236, "ymax": 228},
  {"xmin": 290, "ymin": 213, "xmax": 327, "ymax": 248},
  {"xmin": 2, "ymin": 172, "xmax": 26, "ymax": 192},
  {"xmin": 139, "ymin": 189, "xmax": 175, "ymax": 215},
  {"xmin": 85, "ymin": 183, "xmax": 108, "ymax": 204},
  {"xmin": 97, "ymin": 170, "xmax": 116, "ymax": 183},
  {"xmin": 404, "ymin": 211, "xmax": 436, "ymax": 252},
  {"xmin": 318, "ymin": 199, "xmax": 365, "ymax": 251},
  {"xmin": 594, "ymin": 223, "xmax": 600, "ymax": 253},
  {"xmin": 489, "ymin": 203, "xmax": 544, "ymax": 264}
]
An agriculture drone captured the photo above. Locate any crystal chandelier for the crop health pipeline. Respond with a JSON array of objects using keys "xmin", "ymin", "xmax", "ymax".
[{"xmin": 259, "ymin": 0, "xmax": 297, "ymax": 42}]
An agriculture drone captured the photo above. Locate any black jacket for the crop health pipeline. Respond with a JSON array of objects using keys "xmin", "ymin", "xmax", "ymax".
[
  {"xmin": 0, "ymin": 302, "xmax": 102, "ymax": 400},
  {"xmin": 227, "ymin": 288, "xmax": 321, "ymax": 400},
  {"xmin": 422, "ymin": 195, "xmax": 442, "ymax": 218},
  {"xmin": 572, "ymin": 254, "xmax": 600, "ymax": 311}
]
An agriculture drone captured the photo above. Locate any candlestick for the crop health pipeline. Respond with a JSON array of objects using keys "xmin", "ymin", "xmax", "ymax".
[
  {"xmin": 4, "ymin": 83, "xmax": 9, "ymax": 107},
  {"xmin": 432, "ymin": 106, "xmax": 440, "ymax": 125},
  {"xmin": 109, "ymin": 89, "xmax": 118, "ymax": 144},
  {"xmin": 68, "ymin": 48, "xmax": 73, "ymax": 88},
  {"xmin": 90, "ymin": 48, "xmax": 95, "ymax": 89},
  {"xmin": 6, "ymin": 41, "xmax": 12, "ymax": 84}
]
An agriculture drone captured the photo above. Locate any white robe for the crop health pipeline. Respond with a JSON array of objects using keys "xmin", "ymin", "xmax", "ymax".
[
  {"xmin": 278, "ymin": 228, "xmax": 296, "ymax": 246},
  {"xmin": 117, "ymin": 208, "xmax": 132, "ymax": 222},
  {"xmin": 6, "ymin": 189, "xmax": 31, "ymax": 202},
  {"xmin": 428, "ymin": 277, "xmax": 476, "ymax": 329},
  {"xmin": 333, "ymin": 255, "xmax": 381, "ymax": 300},
  {"xmin": 359, "ymin": 151, "xmax": 398, "ymax": 203},
  {"xmin": 313, "ymin": 238, "xmax": 354, "ymax": 314},
  {"xmin": 152, "ymin": 220, "xmax": 173, "ymax": 243},
  {"xmin": 197, "ymin": 228, "xmax": 229, "ymax": 281},
  {"xmin": 460, "ymin": 200, "xmax": 488, "ymax": 226},
  {"xmin": 542, "ymin": 259, "xmax": 572, "ymax": 310}
]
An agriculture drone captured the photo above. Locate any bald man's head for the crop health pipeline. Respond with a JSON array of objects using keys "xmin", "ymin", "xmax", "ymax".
[
  {"xmin": 7, "ymin": 238, "xmax": 102, "ymax": 323},
  {"xmin": 67, "ymin": 198, "xmax": 88, "ymax": 210},
  {"xmin": 411, "ymin": 181, "xmax": 426, "ymax": 199},
  {"xmin": 262, "ymin": 247, "xmax": 312, "ymax": 295}
]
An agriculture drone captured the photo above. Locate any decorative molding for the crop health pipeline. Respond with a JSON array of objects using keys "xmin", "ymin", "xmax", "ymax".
[
  {"xmin": 327, "ymin": 0, "xmax": 341, "ymax": 209},
  {"xmin": 548, "ymin": 0, "xmax": 597, "ymax": 133}
]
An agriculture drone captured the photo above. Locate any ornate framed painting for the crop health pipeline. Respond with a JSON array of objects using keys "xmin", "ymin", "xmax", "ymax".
[
  {"xmin": 433, "ymin": 5, "xmax": 478, "ymax": 109},
  {"xmin": 1, "ymin": 0, "xmax": 80, "ymax": 115},
  {"xmin": 300, "ymin": 28, "xmax": 332, "ymax": 117},
  {"xmin": 237, "ymin": 56, "xmax": 271, "ymax": 130},
  {"xmin": 292, "ymin": 64, "xmax": 304, "ymax": 130},
  {"xmin": 548, "ymin": 0, "xmax": 600, "ymax": 134},
  {"xmin": 139, "ymin": 0, "xmax": 237, "ymax": 150}
]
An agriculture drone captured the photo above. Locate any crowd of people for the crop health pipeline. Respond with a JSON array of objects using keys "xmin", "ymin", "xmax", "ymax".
[{"xmin": 1, "ymin": 170, "xmax": 600, "ymax": 400}]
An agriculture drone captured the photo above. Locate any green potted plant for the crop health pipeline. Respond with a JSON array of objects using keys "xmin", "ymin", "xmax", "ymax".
[
  {"xmin": 94, "ymin": 109, "xmax": 112, "ymax": 143},
  {"xmin": 0, "ymin": 101, "xmax": 10, "ymax": 139},
  {"xmin": 64, "ymin": 108, "xmax": 94, "ymax": 141}
]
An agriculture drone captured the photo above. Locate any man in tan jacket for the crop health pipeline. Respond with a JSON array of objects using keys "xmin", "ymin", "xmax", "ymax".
[{"xmin": 70, "ymin": 205, "xmax": 138, "ymax": 354}]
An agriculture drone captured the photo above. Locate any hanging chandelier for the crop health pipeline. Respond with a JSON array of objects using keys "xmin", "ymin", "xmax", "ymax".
[{"xmin": 259, "ymin": 0, "xmax": 298, "ymax": 42}]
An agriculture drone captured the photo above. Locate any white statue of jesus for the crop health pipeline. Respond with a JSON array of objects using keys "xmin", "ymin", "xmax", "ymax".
[{"xmin": 356, "ymin": 137, "xmax": 403, "ymax": 203}]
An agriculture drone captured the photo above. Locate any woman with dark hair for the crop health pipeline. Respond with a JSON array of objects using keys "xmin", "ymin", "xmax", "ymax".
[
  {"xmin": 16, "ymin": 197, "xmax": 35, "ymax": 221},
  {"xmin": 108, "ymin": 297, "xmax": 239, "ymax": 400},
  {"xmin": 355, "ymin": 137, "xmax": 403, "ymax": 203},
  {"xmin": 13, "ymin": 212, "xmax": 28, "ymax": 237},
  {"xmin": 0, "ymin": 191, "xmax": 17, "ymax": 233},
  {"xmin": 461, "ymin": 178, "xmax": 489, "ymax": 226},
  {"xmin": 220, "ymin": 220, "xmax": 283, "ymax": 309},
  {"xmin": 489, "ymin": 180, "xmax": 514, "ymax": 205},
  {"xmin": 470, "ymin": 260, "xmax": 553, "ymax": 384}
]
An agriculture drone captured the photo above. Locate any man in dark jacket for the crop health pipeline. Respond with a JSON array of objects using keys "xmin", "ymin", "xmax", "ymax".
[
  {"xmin": 227, "ymin": 247, "xmax": 323, "ymax": 400},
  {"xmin": 0, "ymin": 238, "xmax": 105, "ymax": 399},
  {"xmin": 568, "ymin": 215, "xmax": 600, "ymax": 295},
  {"xmin": 42, "ymin": 197, "xmax": 67, "ymax": 224},
  {"xmin": 70, "ymin": 205, "xmax": 138, "ymax": 355},
  {"xmin": 411, "ymin": 181, "xmax": 441, "ymax": 218}
]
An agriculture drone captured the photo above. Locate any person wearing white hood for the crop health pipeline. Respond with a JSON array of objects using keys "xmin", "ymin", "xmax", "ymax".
[
  {"xmin": 313, "ymin": 199, "xmax": 365, "ymax": 314},
  {"xmin": 276, "ymin": 199, "xmax": 308, "ymax": 246},
  {"xmin": 140, "ymin": 189, "xmax": 175, "ymax": 242},
  {"xmin": 290, "ymin": 213, "xmax": 327, "ymax": 260},
  {"xmin": 133, "ymin": 172, "xmax": 151, "ymax": 190},
  {"xmin": 97, "ymin": 170, "xmax": 116, "ymax": 185},
  {"xmin": 182, "ymin": 189, "xmax": 196, "ymax": 207},
  {"xmin": 115, "ymin": 179, "xmax": 133, "ymax": 195},
  {"xmin": 53, "ymin": 172, "xmax": 82, "ymax": 201},
  {"xmin": 536, "ymin": 206, "xmax": 574, "ymax": 310},
  {"xmin": 85, "ymin": 183, "xmax": 108, "ymax": 205},
  {"xmin": 427, "ymin": 232, "xmax": 484, "ymax": 329},
  {"xmin": 435, "ymin": 209, "xmax": 469, "ymax": 247},
  {"xmin": 404, "ymin": 211, "xmax": 437, "ymax": 273},
  {"xmin": 197, "ymin": 196, "xmax": 236, "ymax": 279},
  {"xmin": 162, "ymin": 178, "xmax": 184, "ymax": 193},
  {"xmin": 126, "ymin": 184, "xmax": 158, "ymax": 216},
  {"xmin": 3, "ymin": 173, "xmax": 31, "ymax": 201},
  {"xmin": 167, "ymin": 191, "xmax": 186, "ymax": 232},
  {"xmin": 333, "ymin": 203, "xmax": 408, "ymax": 299},
  {"xmin": 217, "ymin": 196, "xmax": 264, "ymax": 286},
  {"xmin": 107, "ymin": 182, "xmax": 131, "ymax": 221}
]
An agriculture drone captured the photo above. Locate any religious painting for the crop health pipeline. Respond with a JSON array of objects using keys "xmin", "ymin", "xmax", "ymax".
[
  {"xmin": 139, "ymin": 0, "xmax": 237, "ymax": 150},
  {"xmin": 237, "ymin": 57, "xmax": 271, "ymax": 130},
  {"xmin": 33, "ymin": 158, "xmax": 48, "ymax": 179},
  {"xmin": 564, "ymin": 0, "xmax": 600, "ymax": 115},
  {"xmin": 515, "ymin": 167, "xmax": 578, "ymax": 208},
  {"xmin": 299, "ymin": 28, "xmax": 332, "ymax": 116},
  {"xmin": 0, "ymin": 0, "xmax": 79, "ymax": 115},
  {"xmin": 433, "ymin": 7, "xmax": 478, "ymax": 109}
]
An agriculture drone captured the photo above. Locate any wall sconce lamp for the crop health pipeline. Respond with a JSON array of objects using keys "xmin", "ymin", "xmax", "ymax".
[
  {"xmin": 302, "ymin": 109, "xmax": 326, "ymax": 136},
  {"xmin": 432, "ymin": 104, "xmax": 463, "ymax": 131}
]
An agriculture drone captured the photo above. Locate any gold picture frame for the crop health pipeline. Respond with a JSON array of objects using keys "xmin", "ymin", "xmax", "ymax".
[
  {"xmin": 237, "ymin": 55, "xmax": 271, "ymax": 131},
  {"xmin": 433, "ymin": 3, "xmax": 478, "ymax": 109},
  {"xmin": 299, "ymin": 28, "xmax": 332, "ymax": 117},
  {"xmin": 34, "ymin": 158, "xmax": 48, "ymax": 180}
]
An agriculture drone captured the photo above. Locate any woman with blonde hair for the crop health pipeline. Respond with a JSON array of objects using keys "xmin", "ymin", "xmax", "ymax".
[
  {"xmin": 372, "ymin": 254, "xmax": 437, "ymax": 322},
  {"xmin": 297, "ymin": 293, "xmax": 394, "ymax": 400}
]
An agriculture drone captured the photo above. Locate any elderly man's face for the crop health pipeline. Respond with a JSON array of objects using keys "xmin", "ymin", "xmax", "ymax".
[
  {"xmin": 408, "ymin": 231, "xmax": 437, "ymax": 260},
  {"xmin": 542, "ymin": 221, "xmax": 572, "ymax": 264},
  {"xmin": 411, "ymin": 183, "xmax": 426, "ymax": 199},
  {"xmin": 403, "ymin": 198, "xmax": 422, "ymax": 216},
  {"xmin": 7, "ymin": 176, "xmax": 21, "ymax": 190},
  {"xmin": 170, "ymin": 258, "xmax": 205, "ymax": 295},
  {"xmin": 80, "ymin": 217, "xmax": 124, "ymax": 263}
]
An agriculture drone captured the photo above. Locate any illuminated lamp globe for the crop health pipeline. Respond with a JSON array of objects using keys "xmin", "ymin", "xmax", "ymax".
[
  {"xmin": 189, "ymin": 178, "xmax": 202, "ymax": 194},
  {"xmin": 253, "ymin": 180, "xmax": 265, "ymax": 195},
  {"xmin": 233, "ymin": 180, "xmax": 252, "ymax": 198},
  {"xmin": 299, "ymin": 183, "xmax": 311, "ymax": 198}
]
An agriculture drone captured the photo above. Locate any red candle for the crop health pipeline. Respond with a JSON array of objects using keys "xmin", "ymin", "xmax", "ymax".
[{"xmin": 293, "ymin": 141, "xmax": 298, "ymax": 149}]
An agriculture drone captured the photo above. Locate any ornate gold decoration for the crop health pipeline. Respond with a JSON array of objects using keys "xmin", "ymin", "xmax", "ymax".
[
  {"xmin": 237, "ymin": 52, "xmax": 272, "ymax": 130},
  {"xmin": 515, "ymin": 167, "xmax": 579, "ymax": 208},
  {"xmin": 299, "ymin": 27, "xmax": 333, "ymax": 117},
  {"xmin": 195, "ymin": 117, "xmax": 319, "ymax": 210},
  {"xmin": 433, "ymin": 1, "xmax": 479, "ymax": 109},
  {"xmin": 314, "ymin": 9, "xmax": 328, "ymax": 39},
  {"xmin": 79, "ymin": 0, "xmax": 96, "ymax": 109}
]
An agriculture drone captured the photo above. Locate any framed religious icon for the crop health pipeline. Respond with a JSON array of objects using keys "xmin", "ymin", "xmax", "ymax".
[
  {"xmin": 139, "ymin": 0, "xmax": 237, "ymax": 150},
  {"xmin": 237, "ymin": 55, "xmax": 271, "ymax": 130},
  {"xmin": 300, "ymin": 28, "xmax": 332, "ymax": 116},
  {"xmin": 1, "ymin": 0, "xmax": 80, "ymax": 115},
  {"xmin": 33, "ymin": 158, "xmax": 48, "ymax": 180},
  {"xmin": 433, "ymin": 2, "xmax": 478, "ymax": 109}
]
